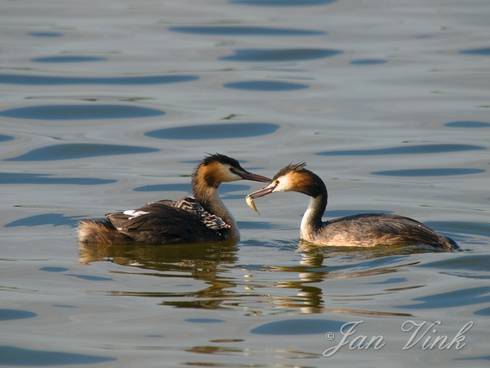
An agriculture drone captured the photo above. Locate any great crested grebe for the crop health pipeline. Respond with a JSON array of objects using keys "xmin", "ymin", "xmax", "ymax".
[
  {"xmin": 78, "ymin": 154, "xmax": 270, "ymax": 245},
  {"xmin": 247, "ymin": 163, "xmax": 459, "ymax": 251}
]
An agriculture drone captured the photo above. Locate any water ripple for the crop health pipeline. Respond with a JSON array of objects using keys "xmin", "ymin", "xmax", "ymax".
[
  {"xmin": 425, "ymin": 221, "xmax": 490, "ymax": 237},
  {"xmin": 250, "ymin": 319, "xmax": 345, "ymax": 335},
  {"xmin": 39, "ymin": 266, "xmax": 69, "ymax": 272},
  {"xmin": 31, "ymin": 55, "xmax": 106, "ymax": 63},
  {"xmin": 445, "ymin": 120, "xmax": 490, "ymax": 128},
  {"xmin": 460, "ymin": 47, "xmax": 490, "ymax": 56},
  {"xmin": 7, "ymin": 143, "xmax": 158, "ymax": 161},
  {"xmin": 6, "ymin": 213, "xmax": 82, "ymax": 228},
  {"xmin": 224, "ymin": 80, "xmax": 308, "ymax": 91},
  {"xmin": 0, "ymin": 309, "xmax": 37, "ymax": 321},
  {"xmin": 146, "ymin": 123, "xmax": 279, "ymax": 140},
  {"xmin": 0, "ymin": 346, "xmax": 116, "ymax": 366},
  {"xmin": 400, "ymin": 286, "xmax": 490, "ymax": 309},
  {"xmin": 419, "ymin": 254, "xmax": 490, "ymax": 271},
  {"xmin": 231, "ymin": 0, "xmax": 336, "ymax": 6},
  {"xmin": 0, "ymin": 134, "xmax": 14, "ymax": 142},
  {"xmin": 185, "ymin": 318, "xmax": 224, "ymax": 323},
  {"xmin": 170, "ymin": 25, "xmax": 324, "ymax": 36},
  {"xmin": 372, "ymin": 168, "xmax": 484, "ymax": 176},
  {"xmin": 221, "ymin": 48, "xmax": 341, "ymax": 62},
  {"xmin": 350, "ymin": 58, "xmax": 387, "ymax": 65},
  {"xmin": 319, "ymin": 144, "xmax": 485, "ymax": 156},
  {"xmin": 0, "ymin": 73, "xmax": 198, "ymax": 85},
  {"xmin": 0, "ymin": 104, "xmax": 164, "ymax": 120},
  {"xmin": 28, "ymin": 31, "xmax": 63, "ymax": 37},
  {"xmin": 0, "ymin": 172, "xmax": 115, "ymax": 185}
]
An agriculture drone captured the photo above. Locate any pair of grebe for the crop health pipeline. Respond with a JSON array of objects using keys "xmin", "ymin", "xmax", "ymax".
[{"xmin": 78, "ymin": 154, "xmax": 458, "ymax": 250}]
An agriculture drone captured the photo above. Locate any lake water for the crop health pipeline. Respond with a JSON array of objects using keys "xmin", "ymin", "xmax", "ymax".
[{"xmin": 1, "ymin": 0, "xmax": 489, "ymax": 366}]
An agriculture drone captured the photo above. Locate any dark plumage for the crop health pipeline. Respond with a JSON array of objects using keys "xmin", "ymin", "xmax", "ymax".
[
  {"xmin": 78, "ymin": 154, "xmax": 270, "ymax": 245},
  {"xmin": 201, "ymin": 153, "xmax": 241, "ymax": 168},
  {"xmin": 320, "ymin": 214, "xmax": 458, "ymax": 249},
  {"xmin": 249, "ymin": 163, "xmax": 459, "ymax": 251},
  {"xmin": 107, "ymin": 201, "xmax": 227, "ymax": 244}
]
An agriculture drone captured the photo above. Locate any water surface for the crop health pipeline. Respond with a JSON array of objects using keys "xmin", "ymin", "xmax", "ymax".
[
  {"xmin": 319, "ymin": 144, "xmax": 485, "ymax": 156},
  {"xmin": 31, "ymin": 55, "xmax": 107, "ymax": 63},
  {"xmin": 1, "ymin": 1, "xmax": 489, "ymax": 367},
  {"xmin": 170, "ymin": 26, "xmax": 324, "ymax": 36},
  {"xmin": 0, "ymin": 104, "xmax": 164, "ymax": 120},
  {"xmin": 0, "ymin": 172, "xmax": 115, "ymax": 185},
  {"xmin": 6, "ymin": 213, "xmax": 83, "ymax": 228},
  {"xmin": 0, "ymin": 74, "xmax": 198, "ymax": 85},
  {"xmin": 0, "ymin": 134, "xmax": 14, "ymax": 142},
  {"xmin": 350, "ymin": 58, "xmax": 387, "ymax": 65},
  {"xmin": 28, "ymin": 31, "xmax": 63, "ymax": 37},
  {"xmin": 372, "ymin": 168, "xmax": 484, "ymax": 176},
  {"xmin": 146, "ymin": 123, "xmax": 279, "ymax": 139},
  {"xmin": 224, "ymin": 80, "xmax": 308, "ymax": 91},
  {"xmin": 7, "ymin": 143, "xmax": 159, "ymax": 161},
  {"xmin": 221, "ymin": 48, "xmax": 342, "ymax": 61},
  {"xmin": 445, "ymin": 121, "xmax": 490, "ymax": 128},
  {"xmin": 460, "ymin": 47, "xmax": 490, "ymax": 56},
  {"xmin": 230, "ymin": 0, "xmax": 336, "ymax": 6}
]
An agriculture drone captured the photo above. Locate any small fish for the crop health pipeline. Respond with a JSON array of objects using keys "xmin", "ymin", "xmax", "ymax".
[{"xmin": 246, "ymin": 195, "xmax": 259, "ymax": 214}]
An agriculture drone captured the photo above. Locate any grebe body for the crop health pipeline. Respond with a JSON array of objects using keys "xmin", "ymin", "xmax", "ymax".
[
  {"xmin": 248, "ymin": 163, "xmax": 458, "ymax": 251},
  {"xmin": 78, "ymin": 154, "xmax": 269, "ymax": 245}
]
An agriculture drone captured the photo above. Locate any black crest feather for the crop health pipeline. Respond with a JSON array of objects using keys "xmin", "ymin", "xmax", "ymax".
[
  {"xmin": 272, "ymin": 162, "xmax": 326, "ymax": 197},
  {"xmin": 201, "ymin": 153, "xmax": 241, "ymax": 168},
  {"xmin": 273, "ymin": 162, "xmax": 307, "ymax": 180}
]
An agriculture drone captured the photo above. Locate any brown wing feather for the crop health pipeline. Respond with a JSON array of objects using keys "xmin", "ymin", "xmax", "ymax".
[
  {"xmin": 106, "ymin": 201, "xmax": 225, "ymax": 244},
  {"xmin": 322, "ymin": 214, "xmax": 452, "ymax": 248}
]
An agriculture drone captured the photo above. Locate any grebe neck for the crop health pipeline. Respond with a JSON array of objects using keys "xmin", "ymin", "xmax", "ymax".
[
  {"xmin": 300, "ymin": 190, "xmax": 328, "ymax": 242},
  {"xmin": 192, "ymin": 175, "xmax": 239, "ymax": 240}
]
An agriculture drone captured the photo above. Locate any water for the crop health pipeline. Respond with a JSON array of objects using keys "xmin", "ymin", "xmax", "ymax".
[{"xmin": 1, "ymin": 0, "xmax": 489, "ymax": 367}]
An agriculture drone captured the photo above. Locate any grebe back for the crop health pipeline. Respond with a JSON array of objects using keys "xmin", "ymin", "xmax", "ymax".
[
  {"xmin": 78, "ymin": 154, "xmax": 270, "ymax": 245},
  {"xmin": 247, "ymin": 163, "xmax": 458, "ymax": 251}
]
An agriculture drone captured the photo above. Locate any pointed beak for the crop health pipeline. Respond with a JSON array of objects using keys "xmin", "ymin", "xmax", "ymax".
[
  {"xmin": 248, "ymin": 181, "xmax": 277, "ymax": 199},
  {"xmin": 236, "ymin": 169, "xmax": 271, "ymax": 183}
]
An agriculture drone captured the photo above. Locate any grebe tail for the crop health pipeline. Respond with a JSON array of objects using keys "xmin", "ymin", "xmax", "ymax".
[
  {"xmin": 248, "ymin": 163, "xmax": 458, "ymax": 251},
  {"xmin": 78, "ymin": 154, "xmax": 270, "ymax": 245}
]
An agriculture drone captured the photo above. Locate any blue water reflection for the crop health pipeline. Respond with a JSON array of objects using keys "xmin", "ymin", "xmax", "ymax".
[
  {"xmin": 7, "ymin": 143, "xmax": 158, "ymax": 161},
  {"xmin": 0, "ymin": 74, "xmax": 198, "ymax": 85}
]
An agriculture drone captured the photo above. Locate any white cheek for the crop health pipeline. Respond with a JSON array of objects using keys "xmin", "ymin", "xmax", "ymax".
[
  {"xmin": 228, "ymin": 171, "xmax": 241, "ymax": 181},
  {"xmin": 222, "ymin": 166, "xmax": 241, "ymax": 182},
  {"xmin": 273, "ymin": 176, "xmax": 292, "ymax": 192}
]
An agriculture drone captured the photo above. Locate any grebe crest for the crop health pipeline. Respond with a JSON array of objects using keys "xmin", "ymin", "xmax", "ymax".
[
  {"xmin": 78, "ymin": 153, "xmax": 269, "ymax": 246},
  {"xmin": 251, "ymin": 162, "xmax": 326, "ymax": 198},
  {"xmin": 248, "ymin": 162, "xmax": 458, "ymax": 251}
]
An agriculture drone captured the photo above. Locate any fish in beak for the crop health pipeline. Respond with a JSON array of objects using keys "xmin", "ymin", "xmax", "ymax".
[
  {"xmin": 245, "ymin": 181, "xmax": 277, "ymax": 214},
  {"xmin": 247, "ymin": 181, "xmax": 277, "ymax": 199}
]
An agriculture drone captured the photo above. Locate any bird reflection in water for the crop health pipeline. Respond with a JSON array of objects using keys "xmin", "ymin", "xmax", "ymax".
[
  {"xmin": 79, "ymin": 240, "xmax": 241, "ymax": 310},
  {"xmin": 266, "ymin": 242, "xmax": 417, "ymax": 317},
  {"xmin": 79, "ymin": 241, "xmax": 415, "ymax": 317},
  {"xmin": 266, "ymin": 244, "xmax": 327, "ymax": 314}
]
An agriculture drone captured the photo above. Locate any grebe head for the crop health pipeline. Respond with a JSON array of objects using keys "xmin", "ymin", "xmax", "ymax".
[
  {"xmin": 194, "ymin": 153, "xmax": 270, "ymax": 188},
  {"xmin": 248, "ymin": 162, "xmax": 325, "ymax": 198}
]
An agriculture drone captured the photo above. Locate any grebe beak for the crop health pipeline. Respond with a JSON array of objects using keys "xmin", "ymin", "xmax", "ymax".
[
  {"xmin": 234, "ymin": 169, "xmax": 271, "ymax": 183},
  {"xmin": 248, "ymin": 181, "xmax": 277, "ymax": 198}
]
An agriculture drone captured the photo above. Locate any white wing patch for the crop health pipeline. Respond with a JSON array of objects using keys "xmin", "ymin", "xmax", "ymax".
[{"xmin": 123, "ymin": 210, "xmax": 149, "ymax": 220}]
